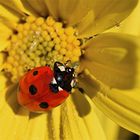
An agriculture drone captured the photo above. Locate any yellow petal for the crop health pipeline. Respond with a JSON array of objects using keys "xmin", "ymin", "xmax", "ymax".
[
  {"xmin": 47, "ymin": 107, "xmax": 61, "ymax": 140},
  {"xmin": 0, "ymin": 23, "xmax": 11, "ymax": 51},
  {"xmin": 60, "ymin": 94, "xmax": 107, "ymax": 140},
  {"xmin": 0, "ymin": 73, "xmax": 7, "ymax": 92},
  {"xmin": 0, "ymin": 84, "xmax": 29, "ymax": 140},
  {"xmin": 18, "ymin": 0, "xmax": 40, "ymax": 16},
  {"xmin": 120, "ymin": 0, "xmax": 140, "ymax": 36},
  {"xmin": 102, "ymin": 119, "xmax": 119, "ymax": 140},
  {"xmin": 0, "ymin": 4, "xmax": 19, "ymax": 28},
  {"xmin": 0, "ymin": 54, "xmax": 3, "ymax": 68},
  {"xmin": 81, "ymin": 33, "xmax": 140, "ymax": 89},
  {"xmin": 73, "ymin": 93, "xmax": 120, "ymax": 140},
  {"xmin": 26, "ymin": 0, "xmax": 48, "ymax": 16},
  {"xmin": 0, "ymin": 40, "xmax": 10, "ymax": 52},
  {"xmin": 0, "ymin": 52, "xmax": 4, "ymax": 66},
  {"xmin": 58, "ymin": 0, "xmax": 93, "ymax": 26},
  {"xmin": 0, "ymin": 3, "xmax": 19, "ymax": 21},
  {"xmin": 24, "ymin": 113, "xmax": 49, "ymax": 140},
  {"xmin": 78, "ymin": 69, "xmax": 140, "ymax": 135},
  {"xmin": 94, "ymin": 105, "xmax": 120, "ymax": 140},
  {"xmin": 7, "ymin": 108, "xmax": 29, "ymax": 140},
  {"xmin": 76, "ymin": 10, "xmax": 95, "ymax": 37},
  {"xmin": 44, "ymin": 0, "xmax": 59, "ymax": 19},
  {"xmin": 109, "ymin": 0, "xmax": 140, "ymax": 36},
  {"xmin": 77, "ymin": 0, "xmax": 138, "ymax": 37},
  {"xmin": 0, "ymin": 0, "xmax": 30, "ymax": 16},
  {"xmin": 45, "ymin": 0, "xmax": 93, "ymax": 26}
]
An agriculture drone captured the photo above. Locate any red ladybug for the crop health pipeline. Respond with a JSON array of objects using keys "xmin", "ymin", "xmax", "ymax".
[{"xmin": 17, "ymin": 62, "xmax": 76, "ymax": 112}]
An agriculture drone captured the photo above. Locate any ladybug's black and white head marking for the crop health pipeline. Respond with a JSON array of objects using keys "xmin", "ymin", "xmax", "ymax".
[
  {"xmin": 52, "ymin": 62, "xmax": 76, "ymax": 92},
  {"xmin": 49, "ymin": 77, "xmax": 63, "ymax": 93}
]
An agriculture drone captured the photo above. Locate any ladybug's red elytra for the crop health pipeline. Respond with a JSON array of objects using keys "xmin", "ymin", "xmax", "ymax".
[{"xmin": 17, "ymin": 61, "xmax": 76, "ymax": 112}]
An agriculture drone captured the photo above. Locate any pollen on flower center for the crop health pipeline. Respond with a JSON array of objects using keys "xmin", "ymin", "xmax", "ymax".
[{"xmin": 3, "ymin": 16, "xmax": 81, "ymax": 82}]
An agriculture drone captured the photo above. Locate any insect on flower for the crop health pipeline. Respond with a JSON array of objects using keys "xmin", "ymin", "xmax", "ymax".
[{"xmin": 17, "ymin": 61, "xmax": 80, "ymax": 112}]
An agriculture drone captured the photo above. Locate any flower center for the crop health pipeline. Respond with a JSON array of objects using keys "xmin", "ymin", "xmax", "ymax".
[{"xmin": 3, "ymin": 16, "xmax": 81, "ymax": 82}]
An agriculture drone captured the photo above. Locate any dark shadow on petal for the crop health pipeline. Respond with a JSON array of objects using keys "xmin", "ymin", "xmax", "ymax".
[
  {"xmin": 82, "ymin": 33, "xmax": 139, "ymax": 89},
  {"xmin": 71, "ymin": 90, "xmax": 91, "ymax": 117},
  {"xmin": 5, "ymin": 82, "xmax": 29, "ymax": 116},
  {"xmin": 0, "ymin": 3, "xmax": 22, "ymax": 18},
  {"xmin": 29, "ymin": 110, "xmax": 51, "ymax": 119},
  {"xmin": 117, "ymin": 127, "xmax": 139, "ymax": 140},
  {"xmin": 47, "ymin": 111, "xmax": 54, "ymax": 138},
  {"xmin": 5, "ymin": 83, "xmax": 22, "ymax": 115},
  {"xmin": 20, "ymin": 0, "xmax": 41, "ymax": 16},
  {"xmin": 0, "ymin": 4, "xmax": 23, "ymax": 31},
  {"xmin": 29, "ymin": 112, "xmax": 42, "ymax": 119},
  {"xmin": 78, "ymin": 72, "xmax": 101, "ymax": 99}
]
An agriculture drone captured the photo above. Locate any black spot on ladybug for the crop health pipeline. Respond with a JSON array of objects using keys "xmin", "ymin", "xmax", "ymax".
[
  {"xmin": 39, "ymin": 102, "xmax": 49, "ymax": 108},
  {"xmin": 29, "ymin": 85, "xmax": 37, "ymax": 95},
  {"xmin": 33, "ymin": 70, "xmax": 38, "ymax": 76},
  {"xmin": 49, "ymin": 83, "xmax": 59, "ymax": 93}
]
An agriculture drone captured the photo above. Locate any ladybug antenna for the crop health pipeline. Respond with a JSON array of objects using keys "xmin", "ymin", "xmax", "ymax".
[
  {"xmin": 78, "ymin": 87, "xmax": 85, "ymax": 94},
  {"xmin": 64, "ymin": 60, "xmax": 79, "ymax": 69},
  {"xmin": 72, "ymin": 61, "xmax": 79, "ymax": 69},
  {"xmin": 64, "ymin": 60, "xmax": 71, "ymax": 66}
]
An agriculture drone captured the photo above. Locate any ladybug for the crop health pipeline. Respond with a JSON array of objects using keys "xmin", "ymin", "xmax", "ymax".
[{"xmin": 17, "ymin": 61, "xmax": 76, "ymax": 112}]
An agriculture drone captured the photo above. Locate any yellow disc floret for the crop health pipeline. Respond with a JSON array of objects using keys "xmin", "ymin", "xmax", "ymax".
[{"xmin": 3, "ymin": 16, "xmax": 81, "ymax": 82}]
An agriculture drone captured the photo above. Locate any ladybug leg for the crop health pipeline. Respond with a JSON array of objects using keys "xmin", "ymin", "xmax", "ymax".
[
  {"xmin": 24, "ymin": 66, "xmax": 31, "ymax": 72},
  {"xmin": 71, "ymin": 62, "xmax": 79, "ymax": 69},
  {"xmin": 64, "ymin": 60, "xmax": 71, "ymax": 66},
  {"xmin": 27, "ymin": 69, "xmax": 31, "ymax": 71},
  {"xmin": 64, "ymin": 60, "xmax": 79, "ymax": 70},
  {"xmin": 74, "ymin": 86, "xmax": 85, "ymax": 94},
  {"xmin": 77, "ymin": 87, "xmax": 85, "ymax": 94}
]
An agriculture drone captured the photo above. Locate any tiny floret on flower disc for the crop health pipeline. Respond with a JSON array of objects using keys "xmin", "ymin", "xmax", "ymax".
[{"xmin": 3, "ymin": 16, "xmax": 81, "ymax": 82}]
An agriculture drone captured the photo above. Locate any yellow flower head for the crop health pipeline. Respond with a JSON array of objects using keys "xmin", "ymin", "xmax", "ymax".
[
  {"xmin": 0, "ymin": 0, "xmax": 140, "ymax": 139},
  {"xmin": 3, "ymin": 16, "xmax": 81, "ymax": 82}
]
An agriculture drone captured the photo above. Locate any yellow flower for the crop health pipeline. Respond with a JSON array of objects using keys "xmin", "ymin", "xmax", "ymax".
[{"xmin": 0, "ymin": 0, "xmax": 140, "ymax": 139}]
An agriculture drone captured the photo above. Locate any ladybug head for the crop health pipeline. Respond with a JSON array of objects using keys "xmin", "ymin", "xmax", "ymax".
[{"xmin": 50, "ymin": 61, "xmax": 76, "ymax": 92}]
